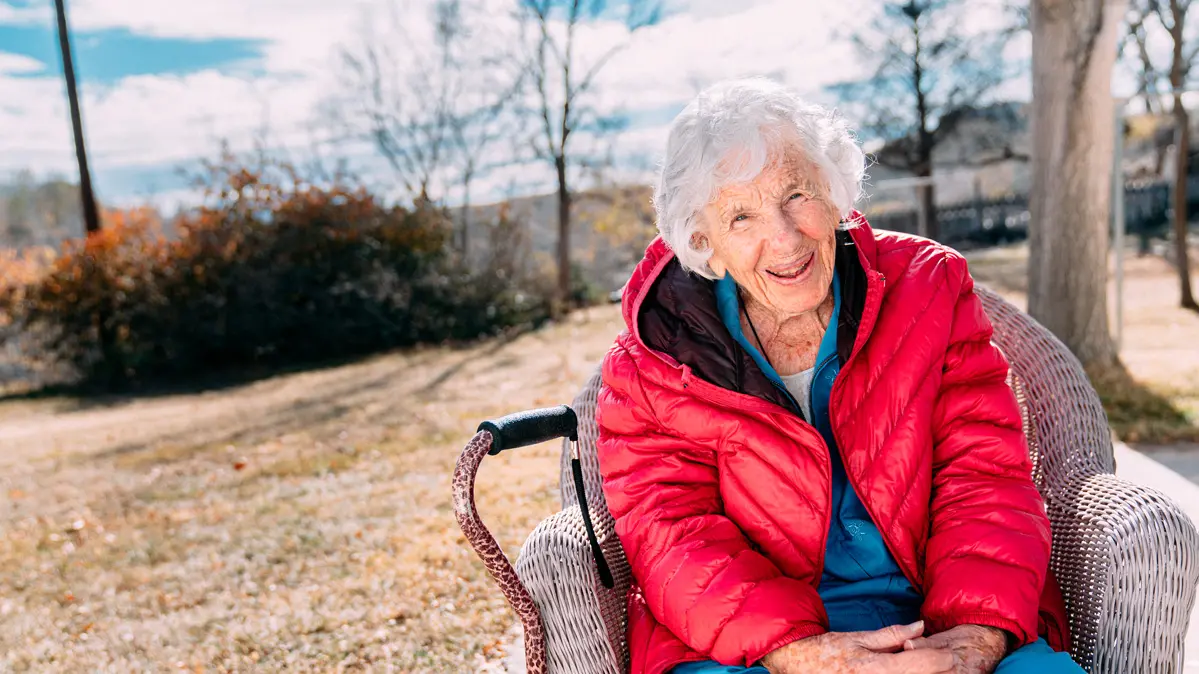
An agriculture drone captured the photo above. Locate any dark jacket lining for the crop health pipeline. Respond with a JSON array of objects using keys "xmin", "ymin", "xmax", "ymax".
[{"xmin": 638, "ymin": 230, "xmax": 867, "ymax": 414}]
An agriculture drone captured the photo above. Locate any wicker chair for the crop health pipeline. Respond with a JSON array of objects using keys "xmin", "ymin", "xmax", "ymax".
[{"xmin": 453, "ymin": 287, "xmax": 1199, "ymax": 674}]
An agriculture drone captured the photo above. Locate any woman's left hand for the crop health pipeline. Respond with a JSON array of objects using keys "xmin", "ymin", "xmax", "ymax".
[{"xmin": 902, "ymin": 624, "xmax": 1007, "ymax": 674}]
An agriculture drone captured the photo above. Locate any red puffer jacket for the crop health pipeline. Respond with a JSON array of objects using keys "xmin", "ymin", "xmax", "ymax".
[{"xmin": 596, "ymin": 219, "xmax": 1069, "ymax": 674}]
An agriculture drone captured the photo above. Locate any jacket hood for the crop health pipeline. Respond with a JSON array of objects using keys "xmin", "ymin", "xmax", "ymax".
[{"xmin": 619, "ymin": 213, "xmax": 876, "ymax": 407}]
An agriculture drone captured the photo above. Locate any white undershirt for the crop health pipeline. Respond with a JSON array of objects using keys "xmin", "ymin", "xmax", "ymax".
[{"xmin": 779, "ymin": 367, "xmax": 817, "ymax": 422}]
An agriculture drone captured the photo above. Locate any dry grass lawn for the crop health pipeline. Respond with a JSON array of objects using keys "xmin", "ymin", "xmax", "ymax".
[
  {"xmin": 2, "ymin": 242, "xmax": 1196, "ymax": 673},
  {"xmin": 0, "ymin": 307, "xmax": 625, "ymax": 672},
  {"xmin": 965, "ymin": 242, "xmax": 1199, "ymax": 444}
]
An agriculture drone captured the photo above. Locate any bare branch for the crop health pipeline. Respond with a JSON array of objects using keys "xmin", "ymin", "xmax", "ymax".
[
  {"xmin": 832, "ymin": 0, "xmax": 1014, "ymax": 173},
  {"xmin": 575, "ymin": 42, "xmax": 626, "ymax": 101},
  {"xmin": 1185, "ymin": 38, "xmax": 1199, "ymax": 70}
]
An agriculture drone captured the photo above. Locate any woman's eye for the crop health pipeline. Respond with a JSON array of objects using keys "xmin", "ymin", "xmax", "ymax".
[
  {"xmin": 732, "ymin": 214, "xmax": 748, "ymax": 223},
  {"xmin": 789, "ymin": 192, "xmax": 808, "ymax": 202}
]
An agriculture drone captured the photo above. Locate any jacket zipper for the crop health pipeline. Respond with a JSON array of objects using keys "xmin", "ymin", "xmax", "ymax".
[
  {"xmin": 631, "ymin": 240, "xmax": 919, "ymax": 593},
  {"xmin": 821, "ymin": 270, "xmax": 922, "ymax": 593}
]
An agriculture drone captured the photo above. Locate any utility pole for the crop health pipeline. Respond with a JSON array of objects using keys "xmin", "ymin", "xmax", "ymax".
[
  {"xmin": 54, "ymin": 0, "xmax": 117, "ymax": 389},
  {"xmin": 54, "ymin": 0, "xmax": 101, "ymax": 235}
]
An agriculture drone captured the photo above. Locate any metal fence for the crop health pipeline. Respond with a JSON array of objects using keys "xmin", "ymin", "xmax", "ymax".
[{"xmin": 866, "ymin": 177, "xmax": 1193, "ymax": 249}]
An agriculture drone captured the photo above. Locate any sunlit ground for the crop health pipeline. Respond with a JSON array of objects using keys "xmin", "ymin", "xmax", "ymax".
[
  {"xmin": 1, "ymin": 242, "xmax": 1197, "ymax": 672},
  {"xmin": 0, "ymin": 308, "xmax": 624, "ymax": 672}
]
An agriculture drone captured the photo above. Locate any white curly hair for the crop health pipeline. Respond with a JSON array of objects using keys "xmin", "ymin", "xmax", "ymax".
[{"xmin": 654, "ymin": 78, "xmax": 867, "ymax": 279}]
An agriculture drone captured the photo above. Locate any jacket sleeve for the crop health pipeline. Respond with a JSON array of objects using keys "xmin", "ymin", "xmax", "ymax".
[
  {"xmin": 920, "ymin": 258, "xmax": 1052, "ymax": 646},
  {"xmin": 596, "ymin": 343, "xmax": 828, "ymax": 667}
]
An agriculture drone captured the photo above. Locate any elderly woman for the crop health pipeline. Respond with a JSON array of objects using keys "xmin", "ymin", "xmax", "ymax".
[{"xmin": 596, "ymin": 79, "xmax": 1082, "ymax": 674}]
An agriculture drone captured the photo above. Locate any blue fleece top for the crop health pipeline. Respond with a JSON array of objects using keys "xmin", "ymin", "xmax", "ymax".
[{"xmin": 714, "ymin": 273, "xmax": 921, "ymax": 632}]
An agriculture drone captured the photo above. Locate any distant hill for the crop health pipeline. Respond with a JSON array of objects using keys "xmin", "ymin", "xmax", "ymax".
[
  {"xmin": 464, "ymin": 184, "xmax": 656, "ymax": 293},
  {"xmin": 0, "ymin": 173, "xmax": 84, "ymax": 250}
]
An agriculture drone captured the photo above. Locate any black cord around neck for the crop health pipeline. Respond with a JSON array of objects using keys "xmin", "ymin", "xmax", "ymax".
[{"xmin": 739, "ymin": 286, "xmax": 774, "ymax": 371}]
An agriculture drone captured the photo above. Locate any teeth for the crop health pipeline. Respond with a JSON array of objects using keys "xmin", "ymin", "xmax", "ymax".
[{"xmin": 770, "ymin": 259, "xmax": 809, "ymax": 278}]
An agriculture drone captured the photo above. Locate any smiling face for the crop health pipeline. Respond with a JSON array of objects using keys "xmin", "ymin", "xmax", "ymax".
[{"xmin": 700, "ymin": 147, "xmax": 840, "ymax": 321}]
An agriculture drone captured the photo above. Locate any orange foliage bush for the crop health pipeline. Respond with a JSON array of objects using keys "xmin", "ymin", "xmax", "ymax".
[{"xmin": 0, "ymin": 160, "xmax": 549, "ymax": 390}]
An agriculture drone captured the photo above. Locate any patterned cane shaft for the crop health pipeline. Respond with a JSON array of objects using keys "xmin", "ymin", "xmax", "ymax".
[{"xmin": 453, "ymin": 431, "xmax": 548, "ymax": 674}]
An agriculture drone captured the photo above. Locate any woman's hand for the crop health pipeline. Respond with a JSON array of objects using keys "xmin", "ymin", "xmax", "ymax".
[
  {"xmin": 761, "ymin": 621, "xmax": 955, "ymax": 674},
  {"xmin": 902, "ymin": 624, "xmax": 1008, "ymax": 674}
]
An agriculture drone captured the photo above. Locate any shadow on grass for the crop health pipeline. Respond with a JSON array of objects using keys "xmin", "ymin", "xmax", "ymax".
[
  {"xmin": 35, "ymin": 322, "xmax": 540, "ymax": 464},
  {"xmin": 1088, "ymin": 363, "xmax": 1199, "ymax": 444},
  {"xmin": 0, "ymin": 321, "xmax": 541, "ymax": 413},
  {"xmin": 414, "ymin": 328, "xmax": 528, "ymax": 397}
]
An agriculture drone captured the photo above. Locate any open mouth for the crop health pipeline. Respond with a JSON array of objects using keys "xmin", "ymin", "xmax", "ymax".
[{"xmin": 765, "ymin": 252, "xmax": 815, "ymax": 281}]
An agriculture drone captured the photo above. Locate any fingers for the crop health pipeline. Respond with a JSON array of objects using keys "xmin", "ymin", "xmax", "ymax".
[
  {"xmin": 887, "ymin": 647, "xmax": 956, "ymax": 674},
  {"xmin": 903, "ymin": 634, "xmax": 948, "ymax": 651},
  {"xmin": 855, "ymin": 620, "xmax": 925, "ymax": 652}
]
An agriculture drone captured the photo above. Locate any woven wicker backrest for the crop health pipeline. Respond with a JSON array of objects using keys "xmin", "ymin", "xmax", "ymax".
[
  {"xmin": 562, "ymin": 286, "xmax": 1111, "ymax": 506},
  {"xmin": 558, "ymin": 285, "xmax": 1118, "ymax": 670}
]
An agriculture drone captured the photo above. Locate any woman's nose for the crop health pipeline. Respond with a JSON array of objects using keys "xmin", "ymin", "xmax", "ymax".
[{"xmin": 765, "ymin": 207, "xmax": 805, "ymax": 248}]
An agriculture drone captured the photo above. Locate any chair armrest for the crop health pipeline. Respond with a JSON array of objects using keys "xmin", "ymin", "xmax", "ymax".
[
  {"xmin": 1046, "ymin": 472, "xmax": 1199, "ymax": 674},
  {"xmin": 516, "ymin": 506, "xmax": 632, "ymax": 674}
]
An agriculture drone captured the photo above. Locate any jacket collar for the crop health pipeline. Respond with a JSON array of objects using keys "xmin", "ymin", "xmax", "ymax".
[
  {"xmin": 624, "ymin": 214, "xmax": 875, "ymax": 408},
  {"xmin": 713, "ymin": 270, "xmax": 842, "ymax": 417}
]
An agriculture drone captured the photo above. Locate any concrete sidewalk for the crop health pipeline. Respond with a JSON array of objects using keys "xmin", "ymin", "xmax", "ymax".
[{"xmin": 1114, "ymin": 443, "xmax": 1199, "ymax": 673}]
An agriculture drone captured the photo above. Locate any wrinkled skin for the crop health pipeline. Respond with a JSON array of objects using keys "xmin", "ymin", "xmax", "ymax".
[
  {"xmin": 761, "ymin": 622, "xmax": 1008, "ymax": 674},
  {"xmin": 761, "ymin": 622, "xmax": 955, "ymax": 674},
  {"xmin": 904, "ymin": 624, "xmax": 1009, "ymax": 673},
  {"xmin": 700, "ymin": 148, "xmax": 840, "ymax": 375}
]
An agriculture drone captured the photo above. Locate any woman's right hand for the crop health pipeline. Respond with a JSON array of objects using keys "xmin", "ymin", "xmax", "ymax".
[{"xmin": 760, "ymin": 621, "xmax": 955, "ymax": 674}]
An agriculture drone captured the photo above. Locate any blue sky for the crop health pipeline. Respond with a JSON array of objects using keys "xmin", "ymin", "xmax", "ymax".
[
  {"xmin": 0, "ymin": 0, "xmax": 1047, "ymax": 212},
  {"xmin": 0, "ymin": 24, "xmax": 267, "ymax": 83}
]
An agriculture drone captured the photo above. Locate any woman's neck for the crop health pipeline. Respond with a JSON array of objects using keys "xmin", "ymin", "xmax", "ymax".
[{"xmin": 742, "ymin": 289, "xmax": 835, "ymax": 376}]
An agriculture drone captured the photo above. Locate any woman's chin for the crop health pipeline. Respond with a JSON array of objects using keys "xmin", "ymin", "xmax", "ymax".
[{"xmin": 761, "ymin": 274, "xmax": 829, "ymax": 315}]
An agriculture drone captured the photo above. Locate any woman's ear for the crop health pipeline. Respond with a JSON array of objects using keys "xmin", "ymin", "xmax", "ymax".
[
  {"xmin": 708, "ymin": 253, "xmax": 727, "ymax": 278},
  {"xmin": 690, "ymin": 230, "xmax": 724, "ymax": 277}
]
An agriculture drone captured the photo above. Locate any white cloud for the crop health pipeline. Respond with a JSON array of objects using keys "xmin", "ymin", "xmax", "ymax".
[
  {"xmin": 0, "ymin": 1, "xmax": 48, "ymax": 25},
  {"xmin": 0, "ymin": 0, "xmax": 1045, "ymax": 210},
  {"xmin": 0, "ymin": 51, "xmax": 44, "ymax": 75}
]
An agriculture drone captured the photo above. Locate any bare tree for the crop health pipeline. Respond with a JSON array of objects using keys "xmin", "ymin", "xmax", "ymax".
[
  {"xmin": 1123, "ymin": 3, "xmax": 1164, "ymax": 115},
  {"xmin": 1120, "ymin": 0, "xmax": 1199, "ymax": 310},
  {"xmin": 335, "ymin": 8, "xmax": 452, "ymax": 202},
  {"xmin": 437, "ymin": 1, "xmax": 526, "ymax": 258},
  {"xmin": 1122, "ymin": 3, "xmax": 1169, "ymax": 183},
  {"xmin": 1159, "ymin": 0, "xmax": 1198, "ymax": 309},
  {"xmin": 834, "ymin": 0, "xmax": 1014, "ymax": 241},
  {"xmin": 332, "ymin": 0, "xmax": 517, "ymax": 229},
  {"xmin": 513, "ymin": 0, "xmax": 661, "ymax": 316},
  {"xmin": 1029, "ymin": 0, "xmax": 1127, "ymax": 369}
]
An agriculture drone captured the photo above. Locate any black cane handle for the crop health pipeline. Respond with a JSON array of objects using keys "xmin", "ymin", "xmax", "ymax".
[{"xmin": 478, "ymin": 405, "xmax": 579, "ymax": 456}]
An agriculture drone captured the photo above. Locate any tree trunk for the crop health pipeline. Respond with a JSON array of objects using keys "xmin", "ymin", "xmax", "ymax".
[
  {"xmin": 459, "ymin": 168, "xmax": 473, "ymax": 261},
  {"xmin": 914, "ymin": 136, "xmax": 938, "ymax": 243},
  {"xmin": 1172, "ymin": 96, "xmax": 1199, "ymax": 309},
  {"xmin": 555, "ymin": 154, "xmax": 571, "ymax": 319},
  {"xmin": 1029, "ymin": 0, "xmax": 1125, "ymax": 369},
  {"xmin": 917, "ymin": 178, "xmax": 938, "ymax": 241},
  {"xmin": 912, "ymin": 15, "xmax": 938, "ymax": 242}
]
